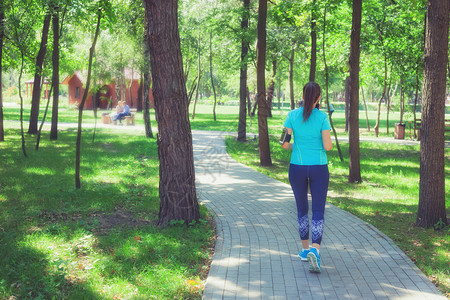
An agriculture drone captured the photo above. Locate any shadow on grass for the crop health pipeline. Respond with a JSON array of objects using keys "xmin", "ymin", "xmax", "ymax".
[{"xmin": 0, "ymin": 129, "xmax": 211, "ymax": 298}]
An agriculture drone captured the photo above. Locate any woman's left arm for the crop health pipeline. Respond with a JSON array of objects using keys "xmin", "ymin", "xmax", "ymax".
[
  {"xmin": 322, "ymin": 130, "xmax": 332, "ymax": 151},
  {"xmin": 281, "ymin": 128, "xmax": 293, "ymax": 150}
]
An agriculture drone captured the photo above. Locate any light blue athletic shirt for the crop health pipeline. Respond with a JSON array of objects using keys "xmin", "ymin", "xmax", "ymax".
[{"xmin": 283, "ymin": 107, "xmax": 331, "ymax": 166}]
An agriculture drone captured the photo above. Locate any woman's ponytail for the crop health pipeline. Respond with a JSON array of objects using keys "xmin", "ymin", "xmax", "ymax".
[{"xmin": 302, "ymin": 82, "xmax": 321, "ymax": 122}]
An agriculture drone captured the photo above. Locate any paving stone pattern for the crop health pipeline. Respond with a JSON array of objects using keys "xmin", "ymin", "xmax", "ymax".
[{"xmin": 192, "ymin": 130, "xmax": 446, "ymax": 300}]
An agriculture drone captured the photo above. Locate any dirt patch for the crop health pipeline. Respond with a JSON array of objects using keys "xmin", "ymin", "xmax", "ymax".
[{"xmin": 86, "ymin": 209, "xmax": 153, "ymax": 234}]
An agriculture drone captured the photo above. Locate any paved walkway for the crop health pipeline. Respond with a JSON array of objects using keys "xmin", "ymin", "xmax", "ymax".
[{"xmin": 192, "ymin": 130, "xmax": 446, "ymax": 300}]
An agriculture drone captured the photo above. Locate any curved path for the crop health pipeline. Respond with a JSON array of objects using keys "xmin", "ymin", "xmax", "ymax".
[{"xmin": 192, "ymin": 130, "xmax": 445, "ymax": 300}]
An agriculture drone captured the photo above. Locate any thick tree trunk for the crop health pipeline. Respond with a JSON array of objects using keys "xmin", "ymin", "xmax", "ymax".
[
  {"xmin": 50, "ymin": 4, "xmax": 60, "ymax": 140},
  {"xmin": 144, "ymin": 0, "xmax": 200, "ymax": 226},
  {"xmin": 0, "ymin": 0, "xmax": 4, "ymax": 142},
  {"xmin": 237, "ymin": 0, "xmax": 250, "ymax": 142},
  {"xmin": 29, "ymin": 12, "xmax": 51, "ymax": 135},
  {"xmin": 256, "ymin": 0, "xmax": 271, "ymax": 167},
  {"xmin": 348, "ymin": 0, "xmax": 362, "ymax": 183},
  {"xmin": 143, "ymin": 31, "xmax": 153, "ymax": 138},
  {"xmin": 75, "ymin": 9, "xmax": 101, "ymax": 189},
  {"xmin": 289, "ymin": 48, "xmax": 295, "ymax": 110},
  {"xmin": 309, "ymin": 0, "xmax": 316, "ymax": 82},
  {"xmin": 417, "ymin": 0, "xmax": 449, "ymax": 228}
]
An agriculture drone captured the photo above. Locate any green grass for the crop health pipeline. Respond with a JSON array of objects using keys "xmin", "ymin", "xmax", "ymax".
[
  {"xmin": 0, "ymin": 128, "xmax": 214, "ymax": 299},
  {"xmin": 225, "ymin": 135, "xmax": 450, "ymax": 297}
]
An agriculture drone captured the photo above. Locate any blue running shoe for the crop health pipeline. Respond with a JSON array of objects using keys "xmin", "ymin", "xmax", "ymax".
[
  {"xmin": 307, "ymin": 247, "xmax": 321, "ymax": 273},
  {"xmin": 298, "ymin": 249, "xmax": 310, "ymax": 262}
]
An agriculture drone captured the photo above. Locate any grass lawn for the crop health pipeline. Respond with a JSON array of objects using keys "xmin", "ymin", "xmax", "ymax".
[
  {"xmin": 1, "ymin": 100, "xmax": 449, "ymax": 297},
  {"xmin": 225, "ymin": 135, "xmax": 450, "ymax": 297},
  {"xmin": 0, "ymin": 128, "xmax": 214, "ymax": 299}
]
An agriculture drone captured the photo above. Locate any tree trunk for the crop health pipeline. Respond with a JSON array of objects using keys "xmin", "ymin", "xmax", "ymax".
[
  {"xmin": 75, "ymin": 9, "xmax": 101, "ymax": 189},
  {"xmin": 137, "ymin": 76, "xmax": 143, "ymax": 112},
  {"xmin": 210, "ymin": 32, "xmax": 217, "ymax": 122},
  {"xmin": 374, "ymin": 55, "xmax": 387, "ymax": 137},
  {"xmin": 256, "ymin": 0, "xmax": 271, "ymax": 167},
  {"xmin": 344, "ymin": 76, "xmax": 350, "ymax": 132},
  {"xmin": 28, "ymin": 12, "xmax": 51, "ymax": 135},
  {"xmin": 413, "ymin": 69, "xmax": 419, "ymax": 139},
  {"xmin": 289, "ymin": 47, "xmax": 295, "ymax": 110},
  {"xmin": 399, "ymin": 77, "xmax": 404, "ymax": 124},
  {"xmin": 18, "ymin": 52, "xmax": 28, "ymax": 158},
  {"xmin": 265, "ymin": 59, "xmax": 276, "ymax": 118},
  {"xmin": 361, "ymin": 85, "xmax": 370, "ymax": 131},
  {"xmin": 0, "ymin": 0, "xmax": 4, "ymax": 142},
  {"xmin": 50, "ymin": 3, "xmax": 60, "ymax": 140},
  {"xmin": 417, "ymin": 0, "xmax": 449, "ymax": 228},
  {"xmin": 191, "ymin": 32, "xmax": 201, "ymax": 120},
  {"xmin": 348, "ymin": 0, "xmax": 362, "ymax": 184},
  {"xmin": 309, "ymin": 0, "xmax": 316, "ymax": 82},
  {"xmin": 237, "ymin": 0, "xmax": 250, "ymax": 141},
  {"xmin": 144, "ymin": 0, "xmax": 200, "ymax": 226},
  {"xmin": 143, "ymin": 30, "xmax": 153, "ymax": 138},
  {"xmin": 386, "ymin": 81, "xmax": 391, "ymax": 135},
  {"xmin": 323, "ymin": 6, "xmax": 343, "ymax": 162}
]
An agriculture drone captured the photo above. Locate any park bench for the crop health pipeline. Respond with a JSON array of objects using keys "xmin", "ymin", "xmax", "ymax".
[
  {"xmin": 414, "ymin": 119, "xmax": 450, "ymax": 140},
  {"xmin": 101, "ymin": 108, "xmax": 137, "ymax": 126},
  {"xmin": 122, "ymin": 108, "xmax": 137, "ymax": 126}
]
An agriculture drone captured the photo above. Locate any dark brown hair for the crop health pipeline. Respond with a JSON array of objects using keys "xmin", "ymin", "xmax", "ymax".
[{"xmin": 302, "ymin": 82, "xmax": 321, "ymax": 122}]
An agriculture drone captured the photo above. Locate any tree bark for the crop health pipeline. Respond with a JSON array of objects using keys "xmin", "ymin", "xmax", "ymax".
[
  {"xmin": 309, "ymin": 0, "xmax": 316, "ymax": 82},
  {"xmin": 143, "ymin": 30, "xmax": 153, "ymax": 138},
  {"xmin": 29, "ymin": 12, "xmax": 51, "ymax": 135},
  {"xmin": 417, "ymin": 0, "xmax": 449, "ymax": 228},
  {"xmin": 75, "ymin": 9, "xmax": 101, "ymax": 189},
  {"xmin": 256, "ymin": 0, "xmax": 271, "ymax": 167},
  {"xmin": 144, "ymin": 0, "xmax": 200, "ymax": 226},
  {"xmin": 0, "ymin": 0, "xmax": 4, "ymax": 142},
  {"xmin": 50, "ymin": 3, "xmax": 60, "ymax": 140},
  {"xmin": 348, "ymin": 0, "xmax": 362, "ymax": 183},
  {"xmin": 237, "ymin": 0, "xmax": 250, "ymax": 142}
]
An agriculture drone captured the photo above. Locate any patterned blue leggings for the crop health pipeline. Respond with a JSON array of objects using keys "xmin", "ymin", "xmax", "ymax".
[{"xmin": 289, "ymin": 164, "xmax": 329, "ymax": 245}]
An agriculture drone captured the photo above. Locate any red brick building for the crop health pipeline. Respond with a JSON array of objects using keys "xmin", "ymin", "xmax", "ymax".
[{"xmin": 62, "ymin": 70, "xmax": 154, "ymax": 110}]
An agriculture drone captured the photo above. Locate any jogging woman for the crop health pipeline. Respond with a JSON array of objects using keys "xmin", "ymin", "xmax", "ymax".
[{"xmin": 281, "ymin": 82, "xmax": 332, "ymax": 273}]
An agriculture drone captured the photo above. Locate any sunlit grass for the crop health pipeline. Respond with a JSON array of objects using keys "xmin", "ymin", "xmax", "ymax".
[
  {"xmin": 0, "ymin": 129, "xmax": 214, "ymax": 299},
  {"xmin": 226, "ymin": 135, "xmax": 450, "ymax": 296}
]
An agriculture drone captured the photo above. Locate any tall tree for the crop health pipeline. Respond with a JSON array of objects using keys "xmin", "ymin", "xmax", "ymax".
[
  {"xmin": 417, "ymin": 0, "xmax": 449, "ymax": 228},
  {"xmin": 256, "ymin": 0, "xmax": 271, "ymax": 167},
  {"xmin": 348, "ymin": 0, "xmax": 362, "ymax": 183},
  {"xmin": 50, "ymin": 1, "xmax": 60, "ymax": 140},
  {"xmin": 144, "ymin": 0, "xmax": 200, "ymax": 226},
  {"xmin": 237, "ymin": 0, "xmax": 250, "ymax": 142},
  {"xmin": 75, "ymin": 7, "xmax": 102, "ymax": 189},
  {"xmin": 0, "ymin": 0, "xmax": 4, "ymax": 142},
  {"xmin": 28, "ymin": 10, "xmax": 51, "ymax": 135}
]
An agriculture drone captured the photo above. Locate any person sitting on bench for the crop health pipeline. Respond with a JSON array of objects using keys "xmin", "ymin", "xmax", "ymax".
[{"xmin": 113, "ymin": 101, "xmax": 130, "ymax": 124}]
